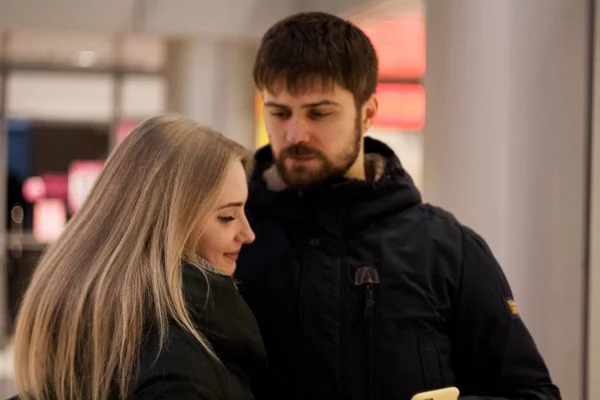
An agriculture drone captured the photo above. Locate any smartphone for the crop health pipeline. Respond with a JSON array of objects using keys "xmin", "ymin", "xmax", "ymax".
[{"xmin": 410, "ymin": 386, "xmax": 460, "ymax": 400}]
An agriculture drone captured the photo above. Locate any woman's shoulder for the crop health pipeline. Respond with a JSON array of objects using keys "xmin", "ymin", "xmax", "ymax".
[
  {"xmin": 134, "ymin": 324, "xmax": 227, "ymax": 398},
  {"xmin": 132, "ymin": 262, "xmax": 265, "ymax": 399},
  {"xmin": 179, "ymin": 263, "xmax": 266, "ymax": 366}
]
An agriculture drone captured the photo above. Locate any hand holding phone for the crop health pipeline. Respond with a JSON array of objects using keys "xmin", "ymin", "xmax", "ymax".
[{"xmin": 410, "ymin": 386, "xmax": 460, "ymax": 400}]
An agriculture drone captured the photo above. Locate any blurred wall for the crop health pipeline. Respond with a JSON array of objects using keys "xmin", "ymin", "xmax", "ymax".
[
  {"xmin": 0, "ymin": 0, "xmax": 375, "ymax": 39},
  {"xmin": 164, "ymin": 39, "xmax": 257, "ymax": 149},
  {"xmin": 588, "ymin": 0, "xmax": 600, "ymax": 397},
  {"xmin": 424, "ymin": 1, "xmax": 589, "ymax": 399},
  {"xmin": 0, "ymin": 0, "xmax": 293, "ymax": 38}
]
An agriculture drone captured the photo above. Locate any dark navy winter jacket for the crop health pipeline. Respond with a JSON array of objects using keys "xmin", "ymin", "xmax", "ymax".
[{"xmin": 235, "ymin": 137, "xmax": 560, "ymax": 400}]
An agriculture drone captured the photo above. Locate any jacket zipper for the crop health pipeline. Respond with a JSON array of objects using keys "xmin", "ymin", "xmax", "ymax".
[
  {"xmin": 355, "ymin": 266, "xmax": 379, "ymax": 400},
  {"xmin": 297, "ymin": 205, "xmax": 309, "ymax": 393},
  {"xmin": 339, "ymin": 244, "xmax": 348, "ymax": 399},
  {"xmin": 364, "ymin": 283, "xmax": 375, "ymax": 400}
]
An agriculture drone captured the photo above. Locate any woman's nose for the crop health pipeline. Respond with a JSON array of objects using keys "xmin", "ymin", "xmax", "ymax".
[{"xmin": 239, "ymin": 221, "xmax": 255, "ymax": 244}]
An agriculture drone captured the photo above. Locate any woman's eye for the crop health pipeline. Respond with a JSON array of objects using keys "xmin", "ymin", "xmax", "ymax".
[{"xmin": 218, "ymin": 216, "xmax": 236, "ymax": 223}]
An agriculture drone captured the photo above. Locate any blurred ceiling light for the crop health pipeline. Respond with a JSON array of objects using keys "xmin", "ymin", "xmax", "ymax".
[{"xmin": 77, "ymin": 50, "xmax": 96, "ymax": 67}]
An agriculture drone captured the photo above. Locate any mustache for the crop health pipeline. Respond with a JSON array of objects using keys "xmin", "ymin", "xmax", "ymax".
[{"xmin": 281, "ymin": 144, "xmax": 321, "ymax": 158}]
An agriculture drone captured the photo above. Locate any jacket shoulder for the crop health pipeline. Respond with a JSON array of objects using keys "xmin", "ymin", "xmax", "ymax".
[
  {"xmin": 418, "ymin": 203, "xmax": 466, "ymax": 246},
  {"xmin": 134, "ymin": 324, "xmax": 226, "ymax": 399},
  {"xmin": 418, "ymin": 203, "xmax": 496, "ymax": 254},
  {"xmin": 418, "ymin": 203, "xmax": 460, "ymax": 226},
  {"xmin": 415, "ymin": 203, "xmax": 494, "ymax": 279}
]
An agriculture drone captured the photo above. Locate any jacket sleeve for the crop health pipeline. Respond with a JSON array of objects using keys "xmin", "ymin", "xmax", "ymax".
[{"xmin": 451, "ymin": 228, "xmax": 561, "ymax": 400}]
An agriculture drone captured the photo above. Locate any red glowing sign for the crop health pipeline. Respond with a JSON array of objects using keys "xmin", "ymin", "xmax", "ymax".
[
  {"xmin": 22, "ymin": 174, "xmax": 68, "ymax": 202},
  {"xmin": 360, "ymin": 13, "xmax": 426, "ymax": 79},
  {"xmin": 41, "ymin": 173, "xmax": 68, "ymax": 199},
  {"xmin": 373, "ymin": 83, "xmax": 425, "ymax": 131}
]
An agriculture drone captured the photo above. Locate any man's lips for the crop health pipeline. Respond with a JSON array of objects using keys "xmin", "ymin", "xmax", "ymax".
[{"xmin": 286, "ymin": 154, "xmax": 317, "ymax": 161}]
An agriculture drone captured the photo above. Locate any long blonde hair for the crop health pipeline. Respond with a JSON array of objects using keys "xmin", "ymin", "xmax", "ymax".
[{"xmin": 13, "ymin": 114, "xmax": 254, "ymax": 400}]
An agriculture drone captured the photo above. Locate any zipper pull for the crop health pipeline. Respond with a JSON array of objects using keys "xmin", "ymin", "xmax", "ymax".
[{"xmin": 355, "ymin": 266, "xmax": 380, "ymax": 319}]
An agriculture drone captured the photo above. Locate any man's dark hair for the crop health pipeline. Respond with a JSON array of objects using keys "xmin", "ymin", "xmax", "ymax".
[{"xmin": 253, "ymin": 12, "xmax": 379, "ymax": 106}]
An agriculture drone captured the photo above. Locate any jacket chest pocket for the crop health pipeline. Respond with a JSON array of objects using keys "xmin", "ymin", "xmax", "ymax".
[{"xmin": 373, "ymin": 325, "xmax": 454, "ymax": 399}]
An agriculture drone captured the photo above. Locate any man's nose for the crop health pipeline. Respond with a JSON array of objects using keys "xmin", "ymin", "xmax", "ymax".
[{"xmin": 286, "ymin": 117, "xmax": 309, "ymax": 144}]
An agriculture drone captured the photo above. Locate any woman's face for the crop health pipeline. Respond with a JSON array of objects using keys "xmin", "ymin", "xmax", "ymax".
[{"xmin": 195, "ymin": 161, "xmax": 255, "ymax": 275}]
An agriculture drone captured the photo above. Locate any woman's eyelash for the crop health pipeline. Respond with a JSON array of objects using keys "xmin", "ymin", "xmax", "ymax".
[{"xmin": 218, "ymin": 216, "xmax": 235, "ymax": 223}]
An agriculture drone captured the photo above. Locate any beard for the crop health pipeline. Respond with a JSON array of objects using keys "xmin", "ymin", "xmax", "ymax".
[{"xmin": 274, "ymin": 115, "xmax": 362, "ymax": 191}]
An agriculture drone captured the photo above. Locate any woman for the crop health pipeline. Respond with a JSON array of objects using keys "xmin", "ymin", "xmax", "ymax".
[{"xmin": 12, "ymin": 115, "xmax": 266, "ymax": 399}]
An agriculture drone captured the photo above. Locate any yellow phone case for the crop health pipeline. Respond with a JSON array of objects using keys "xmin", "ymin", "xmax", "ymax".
[{"xmin": 410, "ymin": 386, "xmax": 460, "ymax": 400}]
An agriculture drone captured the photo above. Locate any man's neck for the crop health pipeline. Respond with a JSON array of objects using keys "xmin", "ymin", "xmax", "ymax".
[{"xmin": 344, "ymin": 152, "xmax": 366, "ymax": 181}]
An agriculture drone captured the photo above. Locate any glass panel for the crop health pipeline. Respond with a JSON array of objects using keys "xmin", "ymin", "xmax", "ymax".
[
  {"xmin": 7, "ymin": 71, "xmax": 114, "ymax": 122},
  {"xmin": 5, "ymin": 119, "xmax": 110, "ymax": 335},
  {"xmin": 5, "ymin": 119, "xmax": 110, "ymax": 236}
]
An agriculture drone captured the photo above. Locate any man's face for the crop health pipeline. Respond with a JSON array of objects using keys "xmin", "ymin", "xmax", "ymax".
[{"xmin": 262, "ymin": 80, "xmax": 377, "ymax": 190}]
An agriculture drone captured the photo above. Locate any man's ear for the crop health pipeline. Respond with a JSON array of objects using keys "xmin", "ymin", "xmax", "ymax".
[{"xmin": 361, "ymin": 95, "xmax": 379, "ymax": 134}]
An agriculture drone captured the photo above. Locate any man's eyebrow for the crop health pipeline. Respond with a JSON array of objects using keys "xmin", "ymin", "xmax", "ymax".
[
  {"xmin": 217, "ymin": 202, "xmax": 244, "ymax": 210},
  {"xmin": 264, "ymin": 101, "xmax": 289, "ymax": 108},
  {"xmin": 301, "ymin": 100, "xmax": 342, "ymax": 108},
  {"xmin": 264, "ymin": 100, "xmax": 342, "ymax": 109}
]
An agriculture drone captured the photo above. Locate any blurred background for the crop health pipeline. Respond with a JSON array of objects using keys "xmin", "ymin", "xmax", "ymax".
[{"xmin": 0, "ymin": 0, "xmax": 598, "ymax": 398}]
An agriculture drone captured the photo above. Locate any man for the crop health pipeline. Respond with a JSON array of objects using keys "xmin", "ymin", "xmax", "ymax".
[{"xmin": 236, "ymin": 11, "xmax": 561, "ymax": 400}]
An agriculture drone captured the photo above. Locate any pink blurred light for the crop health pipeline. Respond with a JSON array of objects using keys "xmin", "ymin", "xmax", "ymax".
[
  {"xmin": 68, "ymin": 160, "xmax": 104, "ymax": 214},
  {"xmin": 115, "ymin": 121, "xmax": 139, "ymax": 147},
  {"xmin": 42, "ymin": 173, "xmax": 69, "ymax": 198},
  {"xmin": 374, "ymin": 83, "xmax": 426, "ymax": 131},
  {"xmin": 33, "ymin": 199, "xmax": 66, "ymax": 243},
  {"xmin": 22, "ymin": 176, "xmax": 47, "ymax": 203}
]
